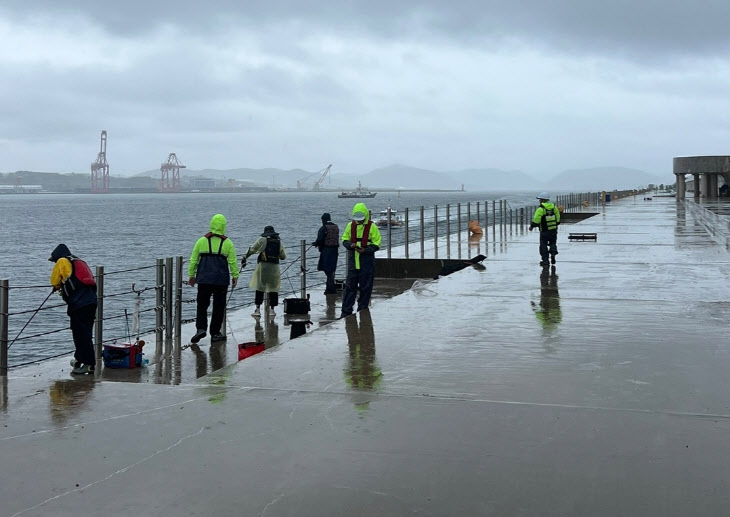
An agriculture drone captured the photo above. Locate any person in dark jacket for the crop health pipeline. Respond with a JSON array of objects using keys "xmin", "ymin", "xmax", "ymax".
[
  {"xmin": 49, "ymin": 244, "xmax": 98, "ymax": 375},
  {"xmin": 312, "ymin": 212, "xmax": 339, "ymax": 294},
  {"xmin": 188, "ymin": 214, "xmax": 239, "ymax": 343}
]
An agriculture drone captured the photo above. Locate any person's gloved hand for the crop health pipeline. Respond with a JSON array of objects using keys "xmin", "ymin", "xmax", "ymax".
[
  {"xmin": 188, "ymin": 276, "xmax": 196, "ymax": 287},
  {"xmin": 232, "ymin": 277, "xmax": 238, "ymax": 289},
  {"xmin": 241, "ymin": 256, "xmax": 247, "ymax": 269}
]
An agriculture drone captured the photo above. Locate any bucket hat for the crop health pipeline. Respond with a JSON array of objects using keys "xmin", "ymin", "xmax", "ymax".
[{"xmin": 261, "ymin": 225, "xmax": 279, "ymax": 237}]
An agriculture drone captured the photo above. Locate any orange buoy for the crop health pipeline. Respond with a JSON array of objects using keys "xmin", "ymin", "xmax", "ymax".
[{"xmin": 468, "ymin": 220, "xmax": 483, "ymax": 235}]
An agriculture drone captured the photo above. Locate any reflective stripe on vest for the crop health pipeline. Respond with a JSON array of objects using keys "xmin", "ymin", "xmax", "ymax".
[{"xmin": 541, "ymin": 205, "xmax": 558, "ymax": 231}]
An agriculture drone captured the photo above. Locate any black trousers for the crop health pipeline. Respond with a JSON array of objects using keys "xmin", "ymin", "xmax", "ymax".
[
  {"xmin": 196, "ymin": 284, "xmax": 228, "ymax": 335},
  {"xmin": 70, "ymin": 303, "xmax": 97, "ymax": 365},
  {"xmin": 255, "ymin": 290, "xmax": 278, "ymax": 307},
  {"xmin": 539, "ymin": 230, "xmax": 558, "ymax": 262},
  {"xmin": 324, "ymin": 271, "xmax": 337, "ymax": 293},
  {"xmin": 341, "ymin": 267, "xmax": 374, "ymax": 316}
]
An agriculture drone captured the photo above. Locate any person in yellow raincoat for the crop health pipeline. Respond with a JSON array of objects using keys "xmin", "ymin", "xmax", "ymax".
[
  {"xmin": 243, "ymin": 225, "xmax": 287, "ymax": 318},
  {"xmin": 340, "ymin": 202, "xmax": 381, "ymax": 318}
]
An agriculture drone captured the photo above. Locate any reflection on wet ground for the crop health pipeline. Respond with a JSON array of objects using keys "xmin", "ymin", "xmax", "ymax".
[
  {"xmin": 344, "ymin": 309, "xmax": 381, "ymax": 392},
  {"xmin": 532, "ymin": 266, "xmax": 562, "ymax": 343},
  {"xmin": 49, "ymin": 378, "xmax": 96, "ymax": 424}
]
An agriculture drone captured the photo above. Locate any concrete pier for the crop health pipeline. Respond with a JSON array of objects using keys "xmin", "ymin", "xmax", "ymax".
[{"xmin": 2, "ymin": 197, "xmax": 730, "ymax": 516}]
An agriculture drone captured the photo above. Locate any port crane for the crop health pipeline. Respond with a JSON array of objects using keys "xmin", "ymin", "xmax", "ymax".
[
  {"xmin": 160, "ymin": 153, "xmax": 186, "ymax": 192},
  {"xmin": 90, "ymin": 130, "xmax": 110, "ymax": 193},
  {"xmin": 297, "ymin": 164, "xmax": 332, "ymax": 190}
]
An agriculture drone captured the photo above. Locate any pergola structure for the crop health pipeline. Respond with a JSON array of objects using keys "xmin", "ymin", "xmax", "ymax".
[{"xmin": 673, "ymin": 156, "xmax": 729, "ymax": 200}]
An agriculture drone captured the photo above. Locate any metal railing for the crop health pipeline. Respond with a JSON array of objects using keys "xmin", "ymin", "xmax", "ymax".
[{"xmin": 1, "ymin": 189, "xmax": 646, "ymax": 375}]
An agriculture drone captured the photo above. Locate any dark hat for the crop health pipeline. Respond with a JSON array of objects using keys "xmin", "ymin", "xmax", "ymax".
[
  {"xmin": 49, "ymin": 243, "xmax": 71, "ymax": 262},
  {"xmin": 321, "ymin": 212, "xmax": 331, "ymax": 224},
  {"xmin": 261, "ymin": 225, "xmax": 279, "ymax": 237}
]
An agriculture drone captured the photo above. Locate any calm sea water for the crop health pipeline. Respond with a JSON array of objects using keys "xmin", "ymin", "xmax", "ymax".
[{"xmin": 2, "ymin": 190, "xmax": 537, "ymax": 366}]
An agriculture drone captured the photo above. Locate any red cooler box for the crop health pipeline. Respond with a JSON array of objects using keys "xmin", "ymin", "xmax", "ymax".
[{"xmin": 103, "ymin": 342, "xmax": 143, "ymax": 368}]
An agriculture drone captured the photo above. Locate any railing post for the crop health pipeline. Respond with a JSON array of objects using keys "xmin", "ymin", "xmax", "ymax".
[
  {"xmin": 94, "ymin": 267, "xmax": 103, "ymax": 361},
  {"xmin": 484, "ymin": 201, "xmax": 488, "ymax": 241},
  {"xmin": 404, "ymin": 207, "xmax": 410, "ymax": 259},
  {"xmin": 165, "ymin": 257, "xmax": 173, "ymax": 355},
  {"xmin": 434, "ymin": 205, "xmax": 439, "ymax": 259},
  {"xmin": 492, "ymin": 200, "xmax": 497, "ymax": 240},
  {"xmin": 155, "ymin": 258, "xmax": 164, "ymax": 358},
  {"xmin": 387, "ymin": 207, "xmax": 392, "ymax": 260},
  {"xmin": 420, "ymin": 206, "xmax": 425, "ymax": 259},
  {"xmin": 174, "ymin": 256, "xmax": 183, "ymax": 353},
  {"xmin": 300, "ymin": 239, "xmax": 307, "ymax": 299},
  {"xmin": 457, "ymin": 203, "xmax": 462, "ymax": 259},
  {"xmin": 0, "ymin": 279, "xmax": 8, "ymax": 377},
  {"xmin": 445, "ymin": 204, "xmax": 451, "ymax": 258}
]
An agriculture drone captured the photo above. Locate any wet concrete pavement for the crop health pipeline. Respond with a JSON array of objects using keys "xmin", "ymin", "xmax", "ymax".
[{"xmin": 2, "ymin": 197, "xmax": 730, "ymax": 516}]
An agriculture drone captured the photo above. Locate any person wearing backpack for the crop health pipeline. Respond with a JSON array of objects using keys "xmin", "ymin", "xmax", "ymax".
[
  {"xmin": 49, "ymin": 244, "xmax": 98, "ymax": 374},
  {"xmin": 313, "ymin": 212, "xmax": 340, "ymax": 295},
  {"xmin": 243, "ymin": 225, "xmax": 286, "ymax": 319},
  {"xmin": 188, "ymin": 214, "xmax": 239, "ymax": 344},
  {"xmin": 529, "ymin": 192, "xmax": 561, "ymax": 266}
]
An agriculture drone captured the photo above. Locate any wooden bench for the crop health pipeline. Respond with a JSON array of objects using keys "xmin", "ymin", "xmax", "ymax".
[{"xmin": 568, "ymin": 233, "xmax": 597, "ymax": 241}]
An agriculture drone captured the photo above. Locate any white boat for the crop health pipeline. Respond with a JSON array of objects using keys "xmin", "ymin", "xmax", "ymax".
[{"xmin": 375, "ymin": 207, "xmax": 404, "ymax": 228}]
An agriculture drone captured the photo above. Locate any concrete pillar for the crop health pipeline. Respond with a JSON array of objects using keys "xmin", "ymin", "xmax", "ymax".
[
  {"xmin": 709, "ymin": 174, "xmax": 719, "ymax": 199},
  {"xmin": 676, "ymin": 174, "xmax": 686, "ymax": 200},
  {"xmin": 700, "ymin": 174, "xmax": 709, "ymax": 198},
  {"xmin": 693, "ymin": 174, "xmax": 700, "ymax": 199}
]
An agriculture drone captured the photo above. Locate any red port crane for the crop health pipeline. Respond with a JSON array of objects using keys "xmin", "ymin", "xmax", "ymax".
[{"xmin": 160, "ymin": 153, "xmax": 186, "ymax": 192}]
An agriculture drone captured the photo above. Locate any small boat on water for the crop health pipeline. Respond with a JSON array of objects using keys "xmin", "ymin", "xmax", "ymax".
[
  {"xmin": 338, "ymin": 181, "xmax": 377, "ymax": 198},
  {"xmin": 375, "ymin": 207, "xmax": 404, "ymax": 228}
]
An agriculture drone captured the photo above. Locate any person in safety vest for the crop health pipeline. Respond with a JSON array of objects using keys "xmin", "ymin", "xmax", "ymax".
[
  {"xmin": 529, "ymin": 192, "xmax": 560, "ymax": 266},
  {"xmin": 313, "ymin": 212, "xmax": 340, "ymax": 295},
  {"xmin": 49, "ymin": 243, "xmax": 98, "ymax": 375},
  {"xmin": 243, "ymin": 225, "xmax": 286, "ymax": 319},
  {"xmin": 188, "ymin": 214, "xmax": 239, "ymax": 344},
  {"xmin": 341, "ymin": 202, "xmax": 381, "ymax": 318}
]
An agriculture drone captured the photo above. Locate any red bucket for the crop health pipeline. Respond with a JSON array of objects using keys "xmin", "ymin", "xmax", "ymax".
[{"xmin": 238, "ymin": 342, "xmax": 265, "ymax": 361}]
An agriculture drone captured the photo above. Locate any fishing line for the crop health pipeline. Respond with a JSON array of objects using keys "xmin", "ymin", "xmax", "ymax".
[{"xmin": 7, "ymin": 290, "xmax": 54, "ymax": 349}]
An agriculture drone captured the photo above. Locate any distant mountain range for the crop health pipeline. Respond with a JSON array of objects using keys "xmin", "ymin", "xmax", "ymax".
[{"xmin": 3, "ymin": 164, "xmax": 669, "ymax": 191}]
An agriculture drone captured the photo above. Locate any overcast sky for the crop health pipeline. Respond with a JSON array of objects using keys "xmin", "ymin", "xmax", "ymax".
[{"xmin": 1, "ymin": 1, "xmax": 729, "ymax": 178}]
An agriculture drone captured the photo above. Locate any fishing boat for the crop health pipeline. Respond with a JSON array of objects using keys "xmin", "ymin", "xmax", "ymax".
[
  {"xmin": 375, "ymin": 207, "xmax": 404, "ymax": 228},
  {"xmin": 337, "ymin": 181, "xmax": 377, "ymax": 198}
]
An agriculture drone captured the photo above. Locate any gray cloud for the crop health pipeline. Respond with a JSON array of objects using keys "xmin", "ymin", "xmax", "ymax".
[
  {"xmin": 4, "ymin": 1, "xmax": 730, "ymax": 59},
  {"xmin": 1, "ymin": 1, "xmax": 730, "ymax": 179}
]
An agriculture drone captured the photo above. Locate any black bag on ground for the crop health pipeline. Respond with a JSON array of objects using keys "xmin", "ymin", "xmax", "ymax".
[{"xmin": 283, "ymin": 297, "xmax": 310, "ymax": 314}]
